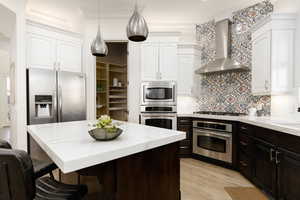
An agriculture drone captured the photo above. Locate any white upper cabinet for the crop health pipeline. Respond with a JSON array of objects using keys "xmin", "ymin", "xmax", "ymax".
[
  {"xmin": 252, "ymin": 31, "xmax": 271, "ymax": 95},
  {"xmin": 251, "ymin": 14, "xmax": 296, "ymax": 96},
  {"xmin": 140, "ymin": 34, "xmax": 179, "ymax": 81},
  {"xmin": 140, "ymin": 42, "xmax": 159, "ymax": 80},
  {"xmin": 27, "ymin": 33, "xmax": 56, "ymax": 70},
  {"xmin": 26, "ymin": 22, "xmax": 83, "ymax": 73},
  {"xmin": 159, "ymin": 43, "xmax": 178, "ymax": 80},
  {"xmin": 56, "ymin": 40, "xmax": 82, "ymax": 73},
  {"xmin": 177, "ymin": 44, "xmax": 201, "ymax": 96}
]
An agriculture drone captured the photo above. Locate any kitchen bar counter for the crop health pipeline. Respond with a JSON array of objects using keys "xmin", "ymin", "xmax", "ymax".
[
  {"xmin": 178, "ymin": 114, "xmax": 300, "ymax": 137},
  {"xmin": 28, "ymin": 120, "xmax": 185, "ymax": 200},
  {"xmin": 28, "ymin": 120, "xmax": 185, "ymax": 173}
]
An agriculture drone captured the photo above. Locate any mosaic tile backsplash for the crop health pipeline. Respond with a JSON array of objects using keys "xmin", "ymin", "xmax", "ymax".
[{"xmin": 195, "ymin": 1, "xmax": 273, "ymax": 114}]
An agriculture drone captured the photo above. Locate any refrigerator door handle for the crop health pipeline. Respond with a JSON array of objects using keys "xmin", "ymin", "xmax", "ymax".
[
  {"xmin": 52, "ymin": 90, "xmax": 58, "ymax": 122},
  {"xmin": 58, "ymin": 85, "xmax": 63, "ymax": 122},
  {"xmin": 57, "ymin": 70, "xmax": 62, "ymax": 122}
]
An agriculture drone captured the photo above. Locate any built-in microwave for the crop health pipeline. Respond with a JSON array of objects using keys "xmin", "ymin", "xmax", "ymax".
[{"xmin": 141, "ymin": 81, "xmax": 177, "ymax": 106}]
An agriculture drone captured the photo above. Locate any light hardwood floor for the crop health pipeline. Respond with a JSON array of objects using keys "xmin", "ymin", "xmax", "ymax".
[
  {"xmin": 59, "ymin": 158, "xmax": 254, "ymax": 200},
  {"xmin": 180, "ymin": 158, "xmax": 254, "ymax": 200}
]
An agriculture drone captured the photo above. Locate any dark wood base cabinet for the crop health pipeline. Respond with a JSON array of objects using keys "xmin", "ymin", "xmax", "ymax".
[
  {"xmin": 277, "ymin": 148, "xmax": 300, "ymax": 200},
  {"xmin": 177, "ymin": 117, "xmax": 193, "ymax": 157},
  {"xmin": 238, "ymin": 123, "xmax": 300, "ymax": 200}
]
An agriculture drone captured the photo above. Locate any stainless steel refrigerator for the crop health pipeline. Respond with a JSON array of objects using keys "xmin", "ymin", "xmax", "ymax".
[{"xmin": 27, "ymin": 68, "xmax": 86, "ymax": 159}]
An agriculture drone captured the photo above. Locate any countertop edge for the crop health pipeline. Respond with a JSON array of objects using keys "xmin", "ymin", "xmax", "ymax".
[{"xmin": 177, "ymin": 114, "xmax": 300, "ymax": 137}]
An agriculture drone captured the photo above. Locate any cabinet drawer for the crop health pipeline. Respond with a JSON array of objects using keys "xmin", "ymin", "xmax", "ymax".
[
  {"xmin": 177, "ymin": 125, "xmax": 192, "ymax": 140},
  {"xmin": 239, "ymin": 133, "xmax": 254, "ymax": 155},
  {"xmin": 177, "ymin": 117, "xmax": 192, "ymax": 125},
  {"xmin": 178, "ymin": 146, "xmax": 192, "ymax": 155},
  {"xmin": 180, "ymin": 139, "xmax": 191, "ymax": 147},
  {"xmin": 253, "ymin": 126, "xmax": 279, "ymax": 145},
  {"xmin": 239, "ymin": 152, "xmax": 253, "ymax": 180},
  {"xmin": 239, "ymin": 123, "xmax": 254, "ymax": 136}
]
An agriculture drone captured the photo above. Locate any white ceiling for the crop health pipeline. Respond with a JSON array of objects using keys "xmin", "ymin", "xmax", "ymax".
[
  {"xmin": 25, "ymin": 0, "xmax": 300, "ymax": 34},
  {"xmin": 80, "ymin": 0, "xmax": 264, "ymax": 23},
  {"xmin": 26, "ymin": 0, "xmax": 269, "ymax": 25}
]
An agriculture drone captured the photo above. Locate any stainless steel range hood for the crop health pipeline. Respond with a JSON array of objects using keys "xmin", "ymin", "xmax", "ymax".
[{"xmin": 195, "ymin": 19, "xmax": 249, "ymax": 74}]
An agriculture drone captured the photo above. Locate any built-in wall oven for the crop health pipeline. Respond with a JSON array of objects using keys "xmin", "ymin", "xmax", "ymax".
[
  {"xmin": 140, "ymin": 105, "xmax": 177, "ymax": 130},
  {"xmin": 140, "ymin": 81, "xmax": 177, "ymax": 130},
  {"xmin": 141, "ymin": 81, "xmax": 176, "ymax": 106},
  {"xmin": 193, "ymin": 120, "xmax": 232, "ymax": 163}
]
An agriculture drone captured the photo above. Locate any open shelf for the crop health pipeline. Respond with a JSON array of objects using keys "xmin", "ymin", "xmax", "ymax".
[
  {"xmin": 109, "ymin": 95, "xmax": 127, "ymax": 99},
  {"xmin": 109, "ymin": 107, "xmax": 127, "ymax": 111},
  {"xmin": 96, "ymin": 42, "xmax": 128, "ymax": 121}
]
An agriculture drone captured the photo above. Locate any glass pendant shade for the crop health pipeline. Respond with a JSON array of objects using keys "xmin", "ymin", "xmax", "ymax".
[
  {"xmin": 127, "ymin": 6, "xmax": 149, "ymax": 42},
  {"xmin": 91, "ymin": 25, "xmax": 108, "ymax": 57}
]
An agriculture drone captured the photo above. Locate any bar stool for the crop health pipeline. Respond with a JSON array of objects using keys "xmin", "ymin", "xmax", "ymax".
[
  {"xmin": 0, "ymin": 139, "xmax": 57, "ymax": 179},
  {"xmin": 0, "ymin": 148, "xmax": 88, "ymax": 200}
]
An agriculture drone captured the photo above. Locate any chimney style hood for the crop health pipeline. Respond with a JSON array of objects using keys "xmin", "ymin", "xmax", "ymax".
[{"xmin": 195, "ymin": 19, "xmax": 249, "ymax": 74}]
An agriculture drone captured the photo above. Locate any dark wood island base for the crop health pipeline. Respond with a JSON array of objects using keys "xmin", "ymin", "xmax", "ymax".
[{"xmin": 78, "ymin": 142, "xmax": 180, "ymax": 200}]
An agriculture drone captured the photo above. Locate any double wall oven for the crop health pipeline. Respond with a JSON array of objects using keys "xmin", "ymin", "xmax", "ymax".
[
  {"xmin": 193, "ymin": 120, "xmax": 233, "ymax": 163},
  {"xmin": 140, "ymin": 81, "xmax": 177, "ymax": 130}
]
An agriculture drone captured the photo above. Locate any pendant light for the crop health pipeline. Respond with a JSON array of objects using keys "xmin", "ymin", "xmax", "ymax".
[
  {"xmin": 126, "ymin": 0, "xmax": 149, "ymax": 42},
  {"xmin": 91, "ymin": 0, "xmax": 108, "ymax": 57}
]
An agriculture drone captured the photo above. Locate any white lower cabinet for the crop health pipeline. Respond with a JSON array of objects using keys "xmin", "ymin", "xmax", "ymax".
[{"xmin": 251, "ymin": 14, "xmax": 296, "ymax": 95}]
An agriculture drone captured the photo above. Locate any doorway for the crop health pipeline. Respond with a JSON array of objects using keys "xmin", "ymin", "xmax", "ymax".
[
  {"xmin": 95, "ymin": 42, "xmax": 128, "ymax": 121},
  {"xmin": 0, "ymin": 4, "xmax": 16, "ymax": 144}
]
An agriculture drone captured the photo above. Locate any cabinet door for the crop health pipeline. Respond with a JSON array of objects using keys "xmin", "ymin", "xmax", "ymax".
[
  {"xmin": 252, "ymin": 31, "xmax": 271, "ymax": 95},
  {"xmin": 252, "ymin": 139, "xmax": 277, "ymax": 197},
  {"xmin": 278, "ymin": 148, "xmax": 300, "ymax": 200},
  {"xmin": 271, "ymin": 30, "xmax": 294, "ymax": 94},
  {"xmin": 140, "ymin": 43, "xmax": 159, "ymax": 80},
  {"xmin": 159, "ymin": 43, "xmax": 178, "ymax": 81},
  {"xmin": 27, "ymin": 33, "xmax": 56, "ymax": 70},
  {"xmin": 178, "ymin": 55, "xmax": 193, "ymax": 95},
  {"xmin": 56, "ymin": 40, "xmax": 82, "ymax": 73}
]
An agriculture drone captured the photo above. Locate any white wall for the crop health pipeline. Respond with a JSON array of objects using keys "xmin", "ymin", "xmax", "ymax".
[
  {"xmin": 0, "ymin": 0, "xmax": 27, "ymax": 150},
  {"xmin": 0, "ymin": 49, "xmax": 10, "ymax": 127}
]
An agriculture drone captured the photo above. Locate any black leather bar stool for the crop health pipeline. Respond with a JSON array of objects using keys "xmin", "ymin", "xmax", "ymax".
[
  {"xmin": 0, "ymin": 148, "xmax": 88, "ymax": 200},
  {"xmin": 0, "ymin": 139, "xmax": 57, "ymax": 179}
]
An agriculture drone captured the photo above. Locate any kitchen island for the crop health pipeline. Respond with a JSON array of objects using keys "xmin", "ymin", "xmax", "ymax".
[{"xmin": 28, "ymin": 120, "xmax": 186, "ymax": 200}]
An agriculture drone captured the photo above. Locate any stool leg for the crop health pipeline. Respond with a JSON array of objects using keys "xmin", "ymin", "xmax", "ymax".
[{"xmin": 50, "ymin": 171, "xmax": 54, "ymax": 179}]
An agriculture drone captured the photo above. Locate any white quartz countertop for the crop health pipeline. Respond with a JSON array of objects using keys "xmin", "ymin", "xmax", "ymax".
[
  {"xmin": 27, "ymin": 121, "xmax": 186, "ymax": 173},
  {"xmin": 178, "ymin": 114, "xmax": 300, "ymax": 137}
]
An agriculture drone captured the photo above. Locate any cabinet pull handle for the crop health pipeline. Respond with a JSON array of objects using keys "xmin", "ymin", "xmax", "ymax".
[
  {"xmin": 270, "ymin": 148, "xmax": 275, "ymax": 162},
  {"xmin": 276, "ymin": 151, "xmax": 281, "ymax": 164},
  {"xmin": 179, "ymin": 120, "xmax": 190, "ymax": 123},
  {"xmin": 239, "ymin": 161, "xmax": 248, "ymax": 167},
  {"xmin": 240, "ymin": 126, "xmax": 247, "ymax": 131},
  {"xmin": 240, "ymin": 141, "xmax": 248, "ymax": 147}
]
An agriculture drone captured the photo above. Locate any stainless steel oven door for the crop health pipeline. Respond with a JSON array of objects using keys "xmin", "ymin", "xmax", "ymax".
[
  {"xmin": 141, "ymin": 81, "xmax": 176, "ymax": 105},
  {"xmin": 140, "ymin": 113, "xmax": 177, "ymax": 130},
  {"xmin": 193, "ymin": 128, "xmax": 232, "ymax": 163}
]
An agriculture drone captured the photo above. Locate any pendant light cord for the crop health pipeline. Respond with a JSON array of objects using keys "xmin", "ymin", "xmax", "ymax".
[{"xmin": 98, "ymin": 0, "xmax": 100, "ymax": 26}]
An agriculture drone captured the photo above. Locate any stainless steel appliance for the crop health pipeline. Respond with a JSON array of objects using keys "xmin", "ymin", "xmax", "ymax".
[
  {"xmin": 27, "ymin": 68, "xmax": 86, "ymax": 158},
  {"xmin": 141, "ymin": 81, "xmax": 176, "ymax": 106},
  {"xmin": 193, "ymin": 120, "xmax": 232, "ymax": 163},
  {"xmin": 140, "ymin": 105, "xmax": 177, "ymax": 130},
  {"xmin": 195, "ymin": 19, "xmax": 249, "ymax": 74},
  {"xmin": 140, "ymin": 81, "xmax": 177, "ymax": 130}
]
